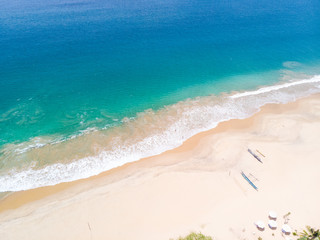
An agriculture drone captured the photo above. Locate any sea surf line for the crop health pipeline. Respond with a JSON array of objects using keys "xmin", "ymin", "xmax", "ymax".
[{"xmin": 0, "ymin": 75, "xmax": 320, "ymax": 192}]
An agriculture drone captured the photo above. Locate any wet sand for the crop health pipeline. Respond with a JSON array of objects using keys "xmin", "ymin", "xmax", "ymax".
[{"xmin": 1, "ymin": 94, "xmax": 320, "ymax": 240}]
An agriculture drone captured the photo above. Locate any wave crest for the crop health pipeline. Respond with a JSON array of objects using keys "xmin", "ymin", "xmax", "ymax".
[{"xmin": 1, "ymin": 75, "xmax": 320, "ymax": 192}]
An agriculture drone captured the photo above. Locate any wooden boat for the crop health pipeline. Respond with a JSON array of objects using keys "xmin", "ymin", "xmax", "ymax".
[
  {"xmin": 241, "ymin": 171, "xmax": 258, "ymax": 191},
  {"xmin": 248, "ymin": 149, "xmax": 263, "ymax": 163}
]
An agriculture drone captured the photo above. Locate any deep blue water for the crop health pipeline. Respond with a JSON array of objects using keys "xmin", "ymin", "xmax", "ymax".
[{"xmin": 1, "ymin": 0, "xmax": 320, "ymax": 191}]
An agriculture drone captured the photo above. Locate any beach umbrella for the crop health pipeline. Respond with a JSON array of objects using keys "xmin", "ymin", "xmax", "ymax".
[
  {"xmin": 269, "ymin": 211, "xmax": 277, "ymax": 219},
  {"xmin": 282, "ymin": 224, "xmax": 292, "ymax": 234},
  {"xmin": 255, "ymin": 221, "xmax": 265, "ymax": 230},
  {"xmin": 268, "ymin": 220, "xmax": 277, "ymax": 229}
]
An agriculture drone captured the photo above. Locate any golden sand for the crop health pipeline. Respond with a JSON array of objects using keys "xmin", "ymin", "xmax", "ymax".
[{"xmin": 1, "ymin": 94, "xmax": 320, "ymax": 240}]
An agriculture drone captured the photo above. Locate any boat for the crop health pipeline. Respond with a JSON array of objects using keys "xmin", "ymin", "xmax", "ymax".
[
  {"xmin": 241, "ymin": 171, "xmax": 258, "ymax": 191},
  {"xmin": 248, "ymin": 149, "xmax": 263, "ymax": 163}
]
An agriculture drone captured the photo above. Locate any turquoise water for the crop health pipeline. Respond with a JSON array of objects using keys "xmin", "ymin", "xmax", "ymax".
[{"xmin": 1, "ymin": 0, "xmax": 320, "ymax": 191}]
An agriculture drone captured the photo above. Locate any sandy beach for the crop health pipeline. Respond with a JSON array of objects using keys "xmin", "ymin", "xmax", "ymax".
[{"xmin": 1, "ymin": 94, "xmax": 320, "ymax": 240}]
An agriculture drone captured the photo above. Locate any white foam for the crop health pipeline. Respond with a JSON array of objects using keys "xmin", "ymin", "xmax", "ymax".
[
  {"xmin": 3, "ymin": 127, "xmax": 100, "ymax": 156},
  {"xmin": 1, "ymin": 75, "xmax": 320, "ymax": 192},
  {"xmin": 231, "ymin": 75, "xmax": 320, "ymax": 99}
]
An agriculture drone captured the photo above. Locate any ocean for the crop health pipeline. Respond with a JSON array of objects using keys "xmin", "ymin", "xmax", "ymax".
[{"xmin": 0, "ymin": 0, "xmax": 320, "ymax": 192}]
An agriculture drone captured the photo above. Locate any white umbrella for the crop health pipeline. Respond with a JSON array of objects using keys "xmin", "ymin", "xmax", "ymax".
[
  {"xmin": 282, "ymin": 224, "xmax": 292, "ymax": 234},
  {"xmin": 269, "ymin": 210, "xmax": 277, "ymax": 219},
  {"xmin": 268, "ymin": 220, "xmax": 277, "ymax": 229},
  {"xmin": 255, "ymin": 221, "xmax": 265, "ymax": 230}
]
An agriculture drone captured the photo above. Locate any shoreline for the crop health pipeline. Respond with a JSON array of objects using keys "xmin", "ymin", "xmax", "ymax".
[
  {"xmin": 2, "ymin": 75, "xmax": 320, "ymax": 193},
  {"xmin": 0, "ymin": 92, "xmax": 303, "ymax": 213},
  {"xmin": 1, "ymin": 93, "xmax": 320, "ymax": 239}
]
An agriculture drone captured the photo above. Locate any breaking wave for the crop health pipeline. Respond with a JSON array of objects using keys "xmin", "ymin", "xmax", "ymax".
[{"xmin": 1, "ymin": 75, "xmax": 320, "ymax": 192}]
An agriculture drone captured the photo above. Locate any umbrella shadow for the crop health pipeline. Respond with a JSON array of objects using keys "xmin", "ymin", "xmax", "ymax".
[
  {"xmin": 256, "ymin": 226, "xmax": 265, "ymax": 232},
  {"xmin": 268, "ymin": 225, "xmax": 277, "ymax": 230},
  {"xmin": 282, "ymin": 230, "xmax": 291, "ymax": 235}
]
